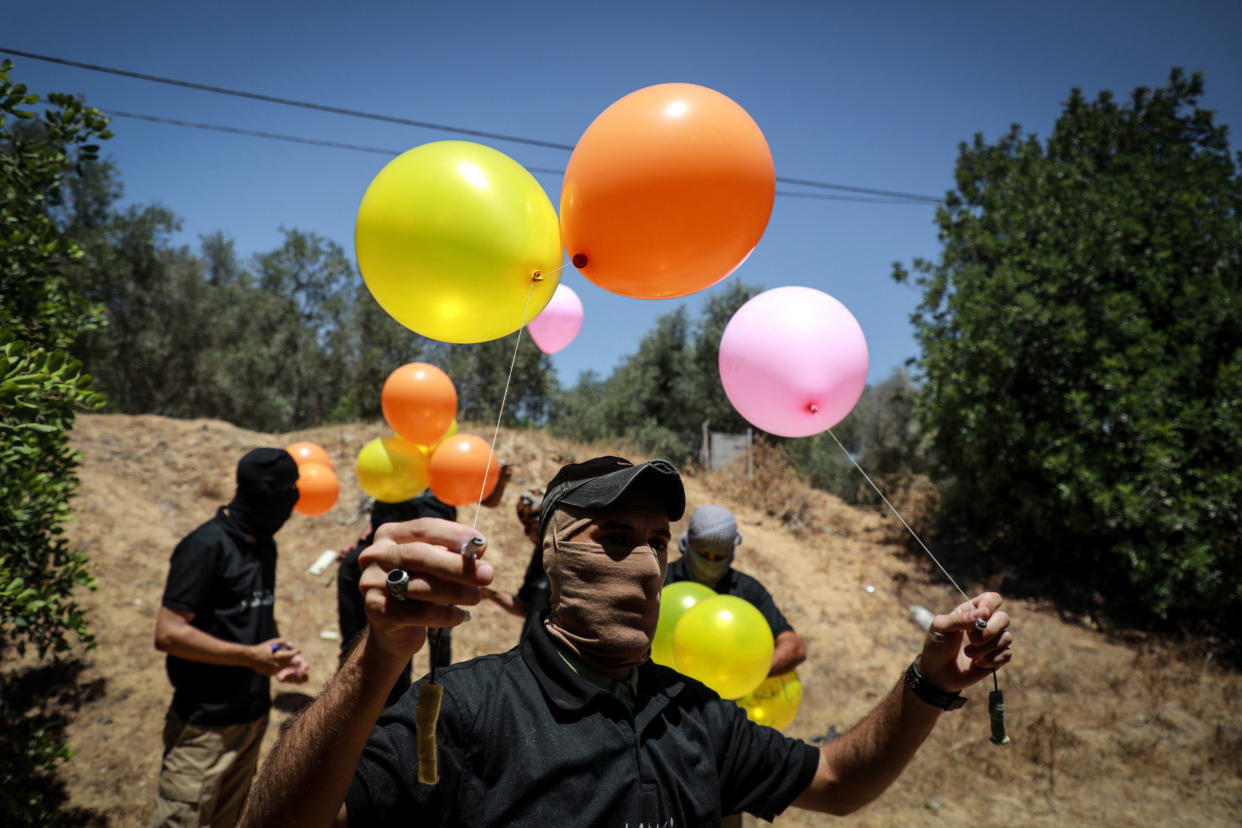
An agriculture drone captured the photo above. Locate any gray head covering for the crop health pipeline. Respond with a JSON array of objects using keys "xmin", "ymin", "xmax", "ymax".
[{"xmin": 678, "ymin": 504, "xmax": 742, "ymax": 585}]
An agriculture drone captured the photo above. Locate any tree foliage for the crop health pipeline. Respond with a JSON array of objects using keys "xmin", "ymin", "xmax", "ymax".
[
  {"xmin": 0, "ymin": 60, "xmax": 110, "ymax": 825},
  {"xmin": 894, "ymin": 69, "xmax": 1242, "ymax": 626},
  {"xmin": 551, "ymin": 282, "xmax": 760, "ymax": 461},
  {"xmin": 0, "ymin": 60, "xmax": 109, "ymax": 658}
]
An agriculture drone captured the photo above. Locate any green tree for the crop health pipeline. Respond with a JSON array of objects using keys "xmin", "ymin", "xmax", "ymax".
[
  {"xmin": 0, "ymin": 60, "xmax": 110, "ymax": 657},
  {"xmin": 894, "ymin": 69, "xmax": 1242, "ymax": 627},
  {"xmin": 0, "ymin": 60, "xmax": 110, "ymax": 824},
  {"xmin": 552, "ymin": 282, "xmax": 759, "ymax": 462}
]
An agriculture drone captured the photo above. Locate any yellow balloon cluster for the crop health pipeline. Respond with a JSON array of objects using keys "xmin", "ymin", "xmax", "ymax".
[
  {"xmin": 355, "ymin": 436, "xmax": 430, "ymax": 503},
  {"xmin": 652, "ymin": 581, "xmax": 717, "ymax": 667},
  {"xmin": 736, "ymin": 670, "xmax": 803, "ymax": 731},
  {"xmin": 672, "ymin": 594, "xmax": 773, "ymax": 700},
  {"xmin": 355, "ymin": 141, "xmax": 563, "ymax": 344}
]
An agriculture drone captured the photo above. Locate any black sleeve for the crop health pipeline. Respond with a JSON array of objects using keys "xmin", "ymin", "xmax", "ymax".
[
  {"xmin": 345, "ymin": 679, "xmax": 466, "ymax": 826},
  {"xmin": 738, "ymin": 575, "xmax": 794, "ymax": 637},
  {"xmin": 515, "ymin": 545, "xmax": 545, "ymax": 605},
  {"xmin": 336, "ymin": 544, "xmax": 367, "ymax": 663},
  {"xmin": 161, "ymin": 528, "xmax": 220, "ymax": 614},
  {"xmin": 710, "ymin": 696, "xmax": 820, "ymax": 820}
]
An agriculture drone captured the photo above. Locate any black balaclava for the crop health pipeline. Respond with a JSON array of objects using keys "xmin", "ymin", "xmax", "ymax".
[{"xmin": 226, "ymin": 448, "xmax": 300, "ymax": 539}]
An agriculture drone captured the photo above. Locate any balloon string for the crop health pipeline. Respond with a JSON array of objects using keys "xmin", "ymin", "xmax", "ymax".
[
  {"xmin": 824, "ymin": 427, "xmax": 973, "ymax": 606},
  {"xmin": 468, "ymin": 272, "xmax": 548, "ymax": 528}
]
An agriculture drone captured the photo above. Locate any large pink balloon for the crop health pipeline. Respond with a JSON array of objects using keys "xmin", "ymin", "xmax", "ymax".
[
  {"xmin": 526, "ymin": 283, "xmax": 584, "ymax": 354},
  {"xmin": 719, "ymin": 286, "xmax": 868, "ymax": 437}
]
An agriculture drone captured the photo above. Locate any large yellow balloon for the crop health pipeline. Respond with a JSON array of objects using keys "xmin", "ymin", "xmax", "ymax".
[
  {"xmin": 736, "ymin": 670, "xmax": 803, "ymax": 731},
  {"xmin": 355, "ymin": 436, "xmax": 430, "ymax": 503},
  {"xmin": 355, "ymin": 141, "xmax": 563, "ymax": 343},
  {"xmin": 672, "ymin": 595, "xmax": 773, "ymax": 700},
  {"xmin": 652, "ymin": 581, "xmax": 716, "ymax": 667}
]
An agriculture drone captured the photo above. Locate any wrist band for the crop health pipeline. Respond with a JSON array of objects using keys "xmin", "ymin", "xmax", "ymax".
[{"xmin": 905, "ymin": 658, "xmax": 966, "ymax": 711}]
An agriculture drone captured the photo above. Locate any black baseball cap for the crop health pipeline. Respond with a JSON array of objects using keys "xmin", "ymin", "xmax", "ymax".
[{"xmin": 538, "ymin": 456, "xmax": 685, "ymax": 540}]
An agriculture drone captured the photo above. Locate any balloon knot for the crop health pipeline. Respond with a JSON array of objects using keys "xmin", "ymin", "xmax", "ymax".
[
  {"xmin": 531, "ymin": 271, "xmax": 544, "ymax": 282},
  {"xmin": 572, "ymin": 253, "xmax": 588, "ymax": 269},
  {"xmin": 808, "ymin": 403, "xmax": 819, "ymax": 414}
]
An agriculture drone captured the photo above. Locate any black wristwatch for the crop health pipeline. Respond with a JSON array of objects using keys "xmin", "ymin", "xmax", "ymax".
[{"xmin": 905, "ymin": 659, "xmax": 966, "ymax": 710}]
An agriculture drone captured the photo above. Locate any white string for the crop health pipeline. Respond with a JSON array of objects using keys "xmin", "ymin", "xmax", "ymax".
[
  {"xmin": 824, "ymin": 427, "xmax": 973, "ymax": 605},
  {"xmin": 467, "ymin": 265, "xmax": 565, "ymax": 528}
]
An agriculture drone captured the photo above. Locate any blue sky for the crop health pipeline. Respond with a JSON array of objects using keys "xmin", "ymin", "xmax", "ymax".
[{"xmin": 6, "ymin": 1, "xmax": 1240, "ymax": 392}]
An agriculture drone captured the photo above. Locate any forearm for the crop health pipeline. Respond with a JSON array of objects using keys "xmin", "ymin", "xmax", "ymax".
[
  {"xmin": 240, "ymin": 630, "xmax": 407, "ymax": 828},
  {"xmin": 482, "ymin": 587, "xmax": 527, "ymax": 618},
  {"xmin": 157, "ymin": 619, "xmax": 260, "ymax": 669},
  {"xmin": 769, "ymin": 631, "xmax": 806, "ymax": 677},
  {"xmin": 793, "ymin": 675, "xmax": 941, "ymax": 815}
]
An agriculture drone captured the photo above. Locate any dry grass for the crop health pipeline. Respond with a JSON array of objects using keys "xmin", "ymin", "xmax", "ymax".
[{"xmin": 4, "ymin": 414, "xmax": 1237, "ymax": 826}]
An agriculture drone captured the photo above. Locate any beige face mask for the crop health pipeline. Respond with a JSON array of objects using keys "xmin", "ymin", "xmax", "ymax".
[{"xmin": 542, "ymin": 505, "xmax": 667, "ymax": 678}]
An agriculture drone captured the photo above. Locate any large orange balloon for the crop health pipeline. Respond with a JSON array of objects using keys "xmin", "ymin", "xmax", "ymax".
[
  {"xmin": 428, "ymin": 434, "xmax": 500, "ymax": 507},
  {"xmin": 294, "ymin": 462, "xmax": 339, "ymax": 517},
  {"xmin": 560, "ymin": 83, "xmax": 774, "ymax": 300},
  {"xmin": 382, "ymin": 363, "xmax": 458, "ymax": 446},
  {"xmin": 286, "ymin": 441, "xmax": 333, "ymax": 470}
]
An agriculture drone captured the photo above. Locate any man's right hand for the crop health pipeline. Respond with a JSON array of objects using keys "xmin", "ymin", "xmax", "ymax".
[
  {"xmin": 357, "ymin": 517, "xmax": 493, "ymax": 668},
  {"xmin": 251, "ymin": 638, "xmax": 300, "ymax": 676}
]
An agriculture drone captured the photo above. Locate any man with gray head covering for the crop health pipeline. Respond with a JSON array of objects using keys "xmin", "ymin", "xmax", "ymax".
[
  {"xmin": 241, "ymin": 455, "xmax": 1014, "ymax": 827},
  {"xmin": 668, "ymin": 503, "xmax": 807, "ymax": 677}
]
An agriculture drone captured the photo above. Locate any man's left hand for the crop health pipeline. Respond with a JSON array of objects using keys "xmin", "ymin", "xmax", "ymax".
[
  {"xmin": 917, "ymin": 592, "xmax": 1012, "ymax": 693},
  {"xmin": 274, "ymin": 653, "xmax": 310, "ymax": 684}
]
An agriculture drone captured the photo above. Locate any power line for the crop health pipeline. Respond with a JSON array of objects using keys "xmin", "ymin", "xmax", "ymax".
[
  {"xmin": 5, "ymin": 46, "xmax": 946, "ymax": 205},
  {"xmin": 106, "ymin": 110, "xmax": 935, "ymax": 203}
]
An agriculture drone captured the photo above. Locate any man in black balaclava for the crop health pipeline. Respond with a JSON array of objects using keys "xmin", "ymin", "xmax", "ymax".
[{"xmin": 153, "ymin": 448, "xmax": 310, "ymax": 828}]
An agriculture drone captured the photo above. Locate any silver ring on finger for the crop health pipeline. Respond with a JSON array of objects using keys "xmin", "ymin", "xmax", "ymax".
[{"xmin": 385, "ymin": 568, "xmax": 410, "ymax": 601}]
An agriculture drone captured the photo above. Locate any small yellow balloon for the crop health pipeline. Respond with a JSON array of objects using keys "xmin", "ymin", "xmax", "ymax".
[
  {"xmin": 355, "ymin": 141, "xmax": 563, "ymax": 343},
  {"xmin": 672, "ymin": 595, "xmax": 773, "ymax": 699},
  {"xmin": 736, "ymin": 670, "xmax": 803, "ymax": 731},
  {"xmin": 652, "ymin": 581, "xmax": 716, "ymax": 667},
  {"xmin": 355, "ymin": 436, "xmax": 430, "ymax": 503}
]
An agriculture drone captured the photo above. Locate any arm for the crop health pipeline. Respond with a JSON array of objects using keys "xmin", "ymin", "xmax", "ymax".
[
  {"xmin": 769, "ymin": 630, "xmax": 807, "ymax": 677},
  {"xmin": 480, "ymin": 461, "xmax": 513, "ymax": 508},
  {"xmin": 481, "ymin": 586, "xmax": 528, "ymax": 618},
  {"xmin": 154, "ymin": 606, "xmax": 299, "ymax": 677},
  {"xmin": 792, "ymin": 592, "xmax": 1013, "ymax": 815},
  {"xmin": 239, "ymin": 518, "xmax": 493, "ymax": 828}
]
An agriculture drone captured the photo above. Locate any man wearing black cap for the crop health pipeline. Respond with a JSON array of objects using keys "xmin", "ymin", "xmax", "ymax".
[
  {"xmin": 153, "ymin": 448, "xmax": 310, "ymax": 827},
  {"xmin": 240, "ymin": 456, "xmax": 1014, "ymax": 827},
  {"xmin": 668, "ymin": 503, "xmax": 807, "ymax": 677}
]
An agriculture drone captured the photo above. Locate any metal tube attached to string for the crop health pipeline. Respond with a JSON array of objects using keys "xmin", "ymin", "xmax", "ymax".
[
  {"xmin": 824, "ymin": 427, "xmax": 1009, "ymax": 745},
  {"xmin": 418, "ymin": 270, "xmax": 552, "ymax": 785}
]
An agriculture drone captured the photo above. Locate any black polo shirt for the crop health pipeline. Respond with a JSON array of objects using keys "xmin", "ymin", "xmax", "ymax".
[
  {"xmin": 161, "ymin": 508, "xmax": 277, "ymax": 725},
  {"xmin": 346, "ymin": 625, "xmax": 820, "ymax": 825},
  {"xmin": 665, "ymin": 557, "xmax": 795, "ymax": 638}
]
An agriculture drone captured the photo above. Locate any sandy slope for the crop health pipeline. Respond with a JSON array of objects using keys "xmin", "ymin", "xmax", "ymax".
[{"xmin": 41, "ymin": 413, "xmax": 1242, "ymax": 826}]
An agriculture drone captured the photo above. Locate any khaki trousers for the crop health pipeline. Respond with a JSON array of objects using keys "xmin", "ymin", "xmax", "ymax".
[{"xmin": 152, "ymin": 708, "xmax": 268, "ymax": 827}]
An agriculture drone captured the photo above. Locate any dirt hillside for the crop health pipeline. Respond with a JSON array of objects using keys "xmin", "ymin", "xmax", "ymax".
[{"xmin": 26, "ymin": 414, "xmax": 1242, "ymax": 825}]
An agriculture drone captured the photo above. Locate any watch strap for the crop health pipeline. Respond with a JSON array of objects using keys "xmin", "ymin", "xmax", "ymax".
[{"xmin": 905, "ymin": 659, "xmax": 966, "ymax": 710}]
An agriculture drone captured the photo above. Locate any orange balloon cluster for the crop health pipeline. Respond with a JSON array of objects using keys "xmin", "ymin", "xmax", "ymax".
[
  {"xmin": 286, "ymin": 441, "xmax": 339, "ymax": 517},
  {"xmin": 359, "ymin": 364, "xmax": 501, "ymax": 507},
  {"xmin": 382, "ymin": 363, "xmax": 457, "ymax": 445}
]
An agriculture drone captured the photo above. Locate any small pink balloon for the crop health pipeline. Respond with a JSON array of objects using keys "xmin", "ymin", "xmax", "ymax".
[
  {"xmin": 719, "ymin": 286, "xmax": 868, "ymax": 437},
  {"xmin": 526, "ymin": 283, "xmax": 584, "ymax": 354}
]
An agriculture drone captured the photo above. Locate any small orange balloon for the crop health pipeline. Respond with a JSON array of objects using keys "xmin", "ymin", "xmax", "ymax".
[
  {"xmin": 382, "ymin": 363, "xmax": 458, "ymax": 445},
  {"xmin": 294, "ymin": 462, "xmax": 339, "ymax": 517},
  {"xmin": 561, "ymin": 83, "xmax": 774, "ymax": 299},
  {"xmin": 428, "ymin": 434, "xmax": 500, "ymax": 507},
  {"xmin": 286, "ymin": 441, "xmax": 333, "ymax": 469}
]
